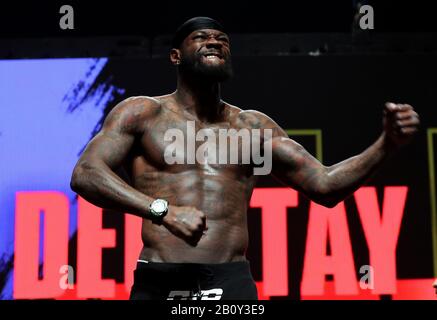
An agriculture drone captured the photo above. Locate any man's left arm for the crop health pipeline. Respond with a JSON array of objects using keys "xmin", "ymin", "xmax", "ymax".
[{"xmin": 262, "ymin": 102, "xmax": 420, "ymax": 207}]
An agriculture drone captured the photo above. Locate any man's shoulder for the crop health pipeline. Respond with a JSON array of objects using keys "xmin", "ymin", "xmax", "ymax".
[
  {"xmin": 226, "ymin": 103, "xmax": 276, "ymax": 128},
  {"xmin": 102, "ymin": 96, "xmax": 163, "ymax": 132},
  {"xmin": 225, "ymin": 103, "xmax": 287, "ymax": 137},
  {"xmin": 115, "ymin": 95, "xmax": 162, "ymax": 116}
]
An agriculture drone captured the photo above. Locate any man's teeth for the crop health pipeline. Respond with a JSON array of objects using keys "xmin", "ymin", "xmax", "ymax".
[{"xmin": 206, "ymin": 55, "xmax": 219, "ymax": 59}]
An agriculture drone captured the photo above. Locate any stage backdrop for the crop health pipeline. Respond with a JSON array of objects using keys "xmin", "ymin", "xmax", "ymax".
[{"xmin": 0, "ymin": 54, "xmax": 436, "ymax": 300}]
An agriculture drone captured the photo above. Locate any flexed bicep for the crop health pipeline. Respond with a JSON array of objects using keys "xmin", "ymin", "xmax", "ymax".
[
  {"xmin": 70, "ymin": 97, "xmax": 161, "ymax": 217},
  {"xmin": 81, "ymin": 120, "xmax": 135, "ymax": 170},
  {"xmin": 271, "ymin": 136, "xmax": 328, "ymax": 199},
  {"xmin": 238, "ymin": 109, "xmax": 327, "ymax": 195},
  {"xmin": 78, "ymin": 101, "xmax": 138, "ymax": 170}
]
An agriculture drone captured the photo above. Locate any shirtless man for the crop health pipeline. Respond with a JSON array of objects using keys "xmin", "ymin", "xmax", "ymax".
[{"xmin": 70, "ymin": 17, "xmax": 420, "ymax": 300}]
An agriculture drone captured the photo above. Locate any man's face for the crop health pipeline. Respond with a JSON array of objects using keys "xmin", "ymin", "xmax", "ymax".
[{"xmin": 177, "ymin": 29, "xmax": 233, "ymax": 82}]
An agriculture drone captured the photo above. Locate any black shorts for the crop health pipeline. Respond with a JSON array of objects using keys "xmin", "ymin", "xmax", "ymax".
[{"xmin": 129, "ymin": 260, "xmax": 258, "ymax": 300}]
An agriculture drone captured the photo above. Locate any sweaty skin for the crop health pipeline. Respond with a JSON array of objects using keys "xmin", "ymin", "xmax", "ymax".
[
  {"xmin": 70, "ymin": 28, "xmax": 420, "ymax": 264},
  {"xmin": 71, "ymin": 94, "xmax": 285, "ymax": 263}
]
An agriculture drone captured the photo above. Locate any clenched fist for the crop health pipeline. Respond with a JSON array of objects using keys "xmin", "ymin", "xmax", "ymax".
[
  {"xmin": 383, "ymin": 102, "xmax": 420, "ymax": 147},
  {"xmin": 162, "ymin": 205, "xmax": 208, "ymax": 246}
]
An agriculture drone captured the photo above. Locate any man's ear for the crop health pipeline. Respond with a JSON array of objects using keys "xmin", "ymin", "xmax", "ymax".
[{"xmin": 170, "ymin": 48, "xmax": 181, "ymax": 66}]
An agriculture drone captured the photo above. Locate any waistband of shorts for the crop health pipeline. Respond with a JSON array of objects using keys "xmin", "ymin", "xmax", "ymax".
[{"xmin": 135, "ymin": 259, "xmax": 250, "ymax": 273}]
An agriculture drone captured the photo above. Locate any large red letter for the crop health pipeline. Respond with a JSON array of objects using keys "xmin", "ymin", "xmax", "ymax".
[
  {"xmin": 354, "ymin": 186, "xmax": 407, "ymax": 294},
  {"xmin": 301, "ymin": 202, "xmax": 358, "ymax": 296},
  {"xmin": 14, "ymin": 191, "xmax": 69, "ymax": 299},
  {"xmin": 77, "ymin": 197, "xmax": 116, "ymax": 298},
  {"xmin": 124, "ymin": 214, "xmax": 143, "ymax": 294},
  {"xmin": 250, "ymin": 188, "xmax": 298, "ymax": 296}
]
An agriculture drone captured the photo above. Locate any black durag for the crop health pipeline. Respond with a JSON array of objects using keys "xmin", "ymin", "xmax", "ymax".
[{"xmin": 172, "ymin": 17, "xmax": 225, "ymax": 48}]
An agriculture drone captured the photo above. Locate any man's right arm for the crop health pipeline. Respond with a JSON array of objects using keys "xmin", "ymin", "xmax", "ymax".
[
  {"xmin": 70, "ymin": 97, "xmax": 207, "ymax": 245},
  {"xmin": 70, "ymin": 97, "xmax": 157, "ymax": 218}
]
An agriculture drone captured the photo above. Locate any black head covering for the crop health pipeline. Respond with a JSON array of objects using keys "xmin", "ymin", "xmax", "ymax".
[{"xmin": 172, "ymin": 17, "xmax": 225, "ymax": 48}]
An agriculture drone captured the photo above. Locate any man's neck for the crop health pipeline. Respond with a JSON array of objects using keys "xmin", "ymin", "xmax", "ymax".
[{"xmin": 174, "ymin": 73, "xmax": 224, "ymax": 122}]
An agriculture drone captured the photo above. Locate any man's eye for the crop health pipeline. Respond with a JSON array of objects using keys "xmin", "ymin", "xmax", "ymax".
[{"xmin": 194, "ymin": 35, "xmax": 206, "ymax": 40}]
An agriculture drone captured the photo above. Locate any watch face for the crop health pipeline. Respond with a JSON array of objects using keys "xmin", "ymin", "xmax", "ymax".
[
  {"xmin": 151, "ymin": 199, "xmax": 167, "ymax": 215},
  {"xmin": 153, "ymin": 201, "xmax": 165, "ymax": 212}
]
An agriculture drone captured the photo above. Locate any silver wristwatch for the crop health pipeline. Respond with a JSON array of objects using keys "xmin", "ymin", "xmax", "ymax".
[{"xmin": 148, "ymin": 199, "xmax": 169, "ymax": 224}]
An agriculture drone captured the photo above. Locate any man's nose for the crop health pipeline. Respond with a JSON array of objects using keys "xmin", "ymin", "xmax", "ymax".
[{"xmin": 205, "ymin": 37, "xmax": 222, "ymax": 48}]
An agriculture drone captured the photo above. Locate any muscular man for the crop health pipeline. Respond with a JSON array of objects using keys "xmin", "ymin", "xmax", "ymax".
[{"xmin": 70, "ymin": 17, "xmax": 420, "ymax": 300}]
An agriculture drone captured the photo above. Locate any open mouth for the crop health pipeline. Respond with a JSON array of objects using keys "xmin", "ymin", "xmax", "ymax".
[{"xmin": 203, "ymin": 52, "xmax": 223, "ymax": 61}]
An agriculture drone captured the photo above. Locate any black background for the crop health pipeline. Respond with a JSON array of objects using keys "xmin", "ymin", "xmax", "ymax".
[{"xmin": 0, "ymin": 0, "xmax": 437, "ymax": 39}]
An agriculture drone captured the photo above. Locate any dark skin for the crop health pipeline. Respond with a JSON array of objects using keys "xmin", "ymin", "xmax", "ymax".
[{"xmin": 70, "ymin": 29, "xmax": 420, "ymax": 263}]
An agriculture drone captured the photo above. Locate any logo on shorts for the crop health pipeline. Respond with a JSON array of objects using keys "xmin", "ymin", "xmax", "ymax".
[{"xmin": 167, "ymin": 288, "xmax": 223, "ymax": 300}]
